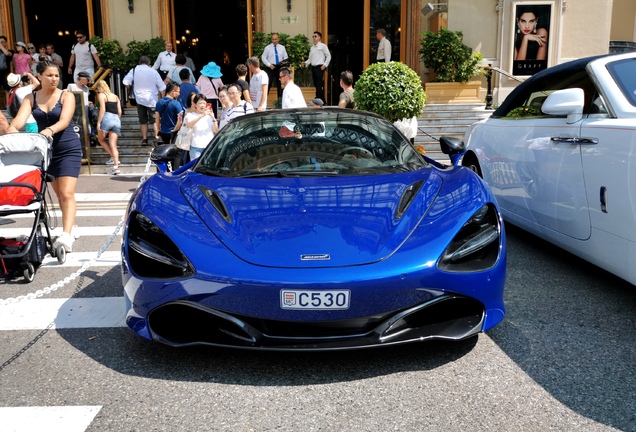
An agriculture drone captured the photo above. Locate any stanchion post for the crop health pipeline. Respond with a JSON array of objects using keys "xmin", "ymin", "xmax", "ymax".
[{"xmin": 485, "ymin": 64, "xmax": 493, "ymax": 110}]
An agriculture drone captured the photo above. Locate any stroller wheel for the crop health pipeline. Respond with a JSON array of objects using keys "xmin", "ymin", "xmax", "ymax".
[
  {"xmin": 23, "ymin": 262, "xmax": 35, "ymax": 283},
  {"xmin": 56, "ymin": 245, "xmax": 66, "ymax": 264}
]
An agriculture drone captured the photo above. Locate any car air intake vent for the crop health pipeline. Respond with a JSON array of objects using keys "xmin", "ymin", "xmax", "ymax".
[
  {"xmin": 395, "ymin": 180, "xmax": 423, "ymax": 219},
  {"xmin": 198, "ymin": 186, "xmax": 232, "ymax": 222}
]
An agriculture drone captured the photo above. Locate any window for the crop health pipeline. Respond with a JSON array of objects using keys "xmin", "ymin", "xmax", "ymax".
[
  {"xmin": 496, "ymin": 69, "xmax": 599, "ymax": 118},
  {"xmin": 607, "ymin": 58, "xmax": 636, "ymax": 107}
]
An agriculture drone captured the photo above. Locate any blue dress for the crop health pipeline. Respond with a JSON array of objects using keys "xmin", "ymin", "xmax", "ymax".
[{"xmin": 32, "ymin": 91, "xmax": 82, "ymax": 178}]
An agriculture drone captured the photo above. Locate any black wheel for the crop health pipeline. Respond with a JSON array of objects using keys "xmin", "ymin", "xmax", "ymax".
[
  {"xmin": 56, "ymin": 245, "xmax": 66, "ymax": 264},
  {"xmin": 462, "ymin": 154, "xmax": 483, "ymax": 178},
  {"xmin": 23, "ymin": 262, "xmax": 35, "ymax": 283}
]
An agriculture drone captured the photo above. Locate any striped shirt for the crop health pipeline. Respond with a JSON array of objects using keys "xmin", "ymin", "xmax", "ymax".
[{"xmin": 219, "ymin": 101, "xmax": 255, "ymax": 129}]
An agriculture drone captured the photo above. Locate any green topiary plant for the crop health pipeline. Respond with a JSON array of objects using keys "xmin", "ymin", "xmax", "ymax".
[
  {"xmin": 419, "ymin": 28, "xmax": 483, "ymax": 83},
  {"xmin": 284, "ymin": 34, "xmax": 311, "ymax": 69},
  {"xmin": 86, "ymin": 36, "xmax": 166, "ymax": 72},
  {"xmin": 284, "ymin": 34, "xmax": 312, "ymax": 86},
  {"xmin": 88, "ymin": 36, "xmax": 124, "ymax": 69},
  {"xmin": 120, "ymin": 37, "xmax": 166, "ymax": 71},
  {"xmin": 354, "ymin": 62, "xmax": 426, "ymax": 123}
]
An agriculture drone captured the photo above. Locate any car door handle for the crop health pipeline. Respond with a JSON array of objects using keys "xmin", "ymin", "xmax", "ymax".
[{"xmin": 551, "ymin": 136, "xmax": 599, "ymax": 144}]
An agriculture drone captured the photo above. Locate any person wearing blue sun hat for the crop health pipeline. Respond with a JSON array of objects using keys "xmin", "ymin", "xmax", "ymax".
[{"xmin": 196, "ymin": 61, "xmax": 224, "ymax": 118}]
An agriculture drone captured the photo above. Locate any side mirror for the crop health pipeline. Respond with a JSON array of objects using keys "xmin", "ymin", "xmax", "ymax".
[
  {"xmin": 541, "ymin": 88, "xmax": 584, "ymax": 124},
  {"xmin": 151, "ymin": 144, "xmax": 179, "ymax": 173},
  {"xmin": 439, "ymin": 136, "xmax": 466, "ymax": 166},
  {"xmin": 151, "ymin": 144, "xmax": 179, "ymax": 162}
]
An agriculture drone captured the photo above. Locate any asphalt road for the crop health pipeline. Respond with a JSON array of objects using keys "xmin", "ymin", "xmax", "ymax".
[{"xmin": 0, "ymin": 174, "xmax": 634, "ymax": 431}]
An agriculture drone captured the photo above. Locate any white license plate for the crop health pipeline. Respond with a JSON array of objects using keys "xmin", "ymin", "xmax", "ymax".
[{"xmin": 280, "ymin": 290, "xmax": 350, "ymax": 310}]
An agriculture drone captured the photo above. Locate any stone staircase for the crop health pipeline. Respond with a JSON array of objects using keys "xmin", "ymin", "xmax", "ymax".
[
  {"xmin": 3, "ymin": 103, "xmax": 493, "ymax": 174},
  {"xmin": 415, "ymin": 103, "xmax": 494, "ymax": 162}
]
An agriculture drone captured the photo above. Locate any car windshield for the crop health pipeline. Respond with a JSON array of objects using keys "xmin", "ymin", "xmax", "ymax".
[
  {"xmin": 195, "ymin": 109, "xmax": 426, "ymax": 177},
  {"xmin": 607, "ymin": 57, "xmax": 636, "ymax": 107}
]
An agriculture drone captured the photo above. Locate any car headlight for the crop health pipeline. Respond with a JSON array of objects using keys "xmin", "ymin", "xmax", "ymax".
[
  {"xmin": 127, "ymin": 211, "xmax": 194, "ymax": 279},
  {"xmin": 438, "ymin": 204, "xmax": 501, "ymax": 272}
]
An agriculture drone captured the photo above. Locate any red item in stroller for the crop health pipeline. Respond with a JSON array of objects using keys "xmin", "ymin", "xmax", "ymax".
[{"xmin": 0, "ymin": 133, "xmax": 66, "ymax": 282}]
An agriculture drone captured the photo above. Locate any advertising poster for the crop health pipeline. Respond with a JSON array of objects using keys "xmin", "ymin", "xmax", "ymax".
[{"xmin": 512, "ymin": 3, "xmax": 552, "ymax": 76}]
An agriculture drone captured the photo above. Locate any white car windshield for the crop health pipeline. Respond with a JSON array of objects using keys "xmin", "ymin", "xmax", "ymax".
[{"xmin": 607, "ymin": 58, "xmax": 636, "ymax": 107}]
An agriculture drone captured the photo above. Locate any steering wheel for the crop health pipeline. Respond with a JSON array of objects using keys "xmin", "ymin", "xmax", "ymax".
[{"xmin": 338, "ymin": 146, "xmax": 374, "ymax": 158}]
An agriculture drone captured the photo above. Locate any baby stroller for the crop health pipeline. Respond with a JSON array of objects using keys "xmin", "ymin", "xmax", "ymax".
[{"xmin": 0, "ymin": 133, "xmax": 65, "ymax": 283}]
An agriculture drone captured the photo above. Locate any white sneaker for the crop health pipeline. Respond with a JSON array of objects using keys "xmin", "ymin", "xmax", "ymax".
[
  {"xmin": 110, "ymin": 166, "xmax": 121, "ymax": 175},
  {"xmin": 105, "ymin": 158, "xmax": 115, "ymax": 165},
  {"xmin": 71, "ymin": 225, "xmax": 80, "ymax": 239},
  {"xmin": 53, "ymin": 232, "xmax": 74, "ymax": 253}
]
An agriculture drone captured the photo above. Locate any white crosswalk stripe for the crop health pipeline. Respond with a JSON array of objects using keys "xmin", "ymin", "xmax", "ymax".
[
  {"xmin": 0, "ymin": 406, "xmax": 102, "ymax": 432},
  {"xmin": 41, "ymin": 251, "xmax": 122, "ymax": 268},
  {"xmin": 0, "ymin": 297, "xmax": 126, "ymax": 330},
  {"xmin": 9, "ymin": 209, "xmax": 125, "ymax": 219},
  {"xmin": 0, "ymin": 226, "xmax": 121, "ymax": 238}
]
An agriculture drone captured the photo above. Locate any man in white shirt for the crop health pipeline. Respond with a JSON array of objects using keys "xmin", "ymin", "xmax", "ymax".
[
  {"xmin": 67, "ymin": 71, "xmax": 93, "ymax": 135},
  {"xmin": 68, "ymin": 30, "xmax": 101, "ymax": 82},
  {"xmin": 376, "ymin": 29, "xmax": 392, "ymax": 63},
  {"xmin": 261, "ymin": 33, "xmax": 288, "ymax": 101},
  {"xmin": 67, "ymin": 71, "xmax": 92, "ymax": 108},
  {"xmin": 247, "ymin": 56, "xmax": 269, "ymax": 111},
  {"xmin": 152, "ymin": 41, "xmax": 176, "ymax": 80},
  {"xmin": 280, "ymin": 67, "xmax": 306, "ymax": 109},
  {"xmin": 302, "ymin": 31, "xmax": 331, "ymax": 101},
  {"xmin": 123, "ymin": 56, "xmax": 167, "ymax": 145}
]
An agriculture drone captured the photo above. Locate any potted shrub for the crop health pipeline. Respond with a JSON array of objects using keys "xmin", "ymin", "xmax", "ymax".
[
  {"xmin": 89, "ymin": 36, "xmax": 124, "ymax": 69},
  {"xmin": 355, "ymin": 62, "xmax": 426, "ymax": 144},
  {"xmin": 284, "ymin": 34, "xmax": 312, "ymax": 87},
  {"xmin": 419, "ymin": 28, "xmax": 484, "ymax": 103}
]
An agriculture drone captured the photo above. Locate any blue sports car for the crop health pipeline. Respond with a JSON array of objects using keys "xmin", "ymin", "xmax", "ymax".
[{"xmin": 122, "ymin": 108, "xmax": 506, "ymax": 350}]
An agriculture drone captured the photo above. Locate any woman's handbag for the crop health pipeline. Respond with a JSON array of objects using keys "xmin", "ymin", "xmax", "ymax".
[{"xmin": 174, "ymin": 124, "xmax": 193, "ymax": 150}]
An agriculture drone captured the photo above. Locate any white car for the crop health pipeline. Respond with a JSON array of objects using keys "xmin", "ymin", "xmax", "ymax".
[{"xmin": 461, "ymin": 52, "xmax": 636, "ymax": 286}]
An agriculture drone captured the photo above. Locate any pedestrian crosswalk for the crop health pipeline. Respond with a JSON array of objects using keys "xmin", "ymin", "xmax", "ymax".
[{"xmin": 0, "ymin": 191, "xmax": 130, "ymax": 432}]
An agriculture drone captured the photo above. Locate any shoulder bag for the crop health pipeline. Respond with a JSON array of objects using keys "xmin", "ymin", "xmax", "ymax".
[
  {"xmin": 174, "ymin": 122, "xmax": 193, "ymax": 150},
  {"xmin": 128, "ymin": 67, "xmax": 137, "ymax": 106}
]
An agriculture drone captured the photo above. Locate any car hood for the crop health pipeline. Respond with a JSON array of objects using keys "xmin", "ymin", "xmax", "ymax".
[{"xmin": 180, "ymin": 171, "xmax": 442, "ymax": 268}]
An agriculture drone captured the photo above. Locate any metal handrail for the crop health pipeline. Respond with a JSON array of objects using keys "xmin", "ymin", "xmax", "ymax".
[
  {"xmin": 484, "ymin": 64, "xmax": 525, "ymax": 109},
  {"xmin": 87, "ymin": 67, "xmax": 133, "ymax": 105},
  {"xmin": 89, "ymin": 68, "xmax": 112, "ymax": 90}
]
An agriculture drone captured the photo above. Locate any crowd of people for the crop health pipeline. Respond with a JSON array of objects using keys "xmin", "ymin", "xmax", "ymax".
[
  {"xmin": 0, "ymin": 29, "xmax": 366, "ymax": 254},
  {"xmin": 120, "ymin": 34, "xmax": 358, "ymax": 166}
]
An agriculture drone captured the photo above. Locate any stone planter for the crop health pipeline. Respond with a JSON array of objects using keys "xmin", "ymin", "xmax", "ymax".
[{"xmin": 424, "ymin": 81, "xmax": 482, "ymax": 104}]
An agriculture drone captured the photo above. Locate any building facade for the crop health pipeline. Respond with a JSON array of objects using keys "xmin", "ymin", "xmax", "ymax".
[{"xmin": 1, "ymin": 0, "xmax": 634, "ymax": 104}]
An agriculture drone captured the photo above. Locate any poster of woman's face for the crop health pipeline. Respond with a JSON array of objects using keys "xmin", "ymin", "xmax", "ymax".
[{"xmin": 512, "ymin": 3, "xmax": 552, "ymax": 76}]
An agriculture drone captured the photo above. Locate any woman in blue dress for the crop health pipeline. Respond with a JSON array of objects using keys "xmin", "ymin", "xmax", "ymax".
[{"xmin": 8, "ymin": 60, "xmax": 82, "ymax": 252}]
